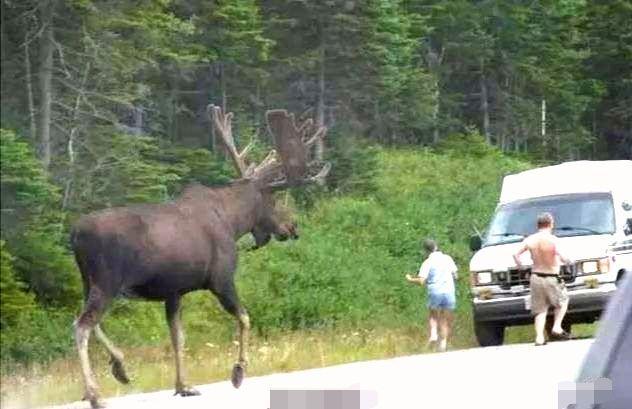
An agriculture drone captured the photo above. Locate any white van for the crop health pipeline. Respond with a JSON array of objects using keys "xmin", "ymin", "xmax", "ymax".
[{"xmin": 468, "ymin": 160, "xmax": 632, "ymax": 346}]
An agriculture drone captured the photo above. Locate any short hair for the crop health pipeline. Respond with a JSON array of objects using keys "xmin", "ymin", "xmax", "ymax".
[
  {"xmin": 423, "ymin": 238, "xmax": 437, "ymax": 253},
  {"xmin": 537, "ymin": 212, "xmax": 554, "ymax": 228}
]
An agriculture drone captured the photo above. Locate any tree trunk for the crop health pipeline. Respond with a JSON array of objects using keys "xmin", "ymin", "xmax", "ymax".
[
  {"xmin": 38, "ymin": 0, "xmax": 55, "ymax": 169},
  {"xmin": 208, "ymin": 64, "xmax": 216, "ymax": 151},
  {"xmin": 479, "ymin": 59, "xmax": 490, "ymax": 144},
  {"xmin": 426, "ymin": 45, "xmax": 443, "ymax": 145},
  {"xmin": 62, "ymin": 61, "xmax": 90, "ymax": 211},
  {"xmin": 432, "ymin": 80, "xmax": 440, "ymax": 144},
  {"xmin": 133, "ymin": 106, "xmax": 143, "ymax": 136},
  {"xmin": 315, "ymin": 32, "xmax": 326, "ymax": 161},
  {"xmin": 373, "ymin": 99, "xmax": 383, "ymax": 143},
  {"xmin": 541, "ymin": 98, "xmax": 547, "ymax": 147},
  {"xmin": 220, "ymin": 62, "xmax": 227, "ymax": 113},
  {"xmin": 24, "ymin": 34, "xmax": 37, "ymax": 140}
]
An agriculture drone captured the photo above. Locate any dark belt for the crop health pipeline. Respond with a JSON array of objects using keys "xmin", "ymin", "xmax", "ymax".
[
  {"xmin": 532, "ymin": 272, "xmax": 564, "ymax": 283},
  {"xmin": 532, "ymin": 272, "xmax": 558, "ymax": 277}
]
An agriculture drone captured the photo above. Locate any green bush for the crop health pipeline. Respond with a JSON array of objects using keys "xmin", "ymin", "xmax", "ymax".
[
  {"xmin": 0, "ymin": 309, "xmax": 76, "ymax": 370},
  {"xmin": 0, "ymin": 129, "xmax": 61, "ymax": 232},
  {"xmin": 0, "ymin": 240, "xmax": 36, "ymax": 328},
  {"xmin": 0, "ymin": 134, "xmax": 533, "ymax": 367},
  {"xmin": 325, "ymin": 133, "xmax": 379, "ymax": 196},
  {"xmin": 234, "ymin": 142, "xmax": 532, "ymax": 337}
]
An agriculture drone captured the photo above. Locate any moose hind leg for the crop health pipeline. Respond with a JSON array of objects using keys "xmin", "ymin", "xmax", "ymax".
[
  {"xmin": 94, "ymin": 324, "xmax": 129, "ymax": 384},
  {"xmin": 166, "ymin": 296, "xmax": 200, "ymax": 397},
  {"xmin": 214, "ymin": 282, "xmax": 250, "ymax": 389},
  {"xmin": 75, "ymin": 289, "xmax": 108, "ymax": 408}
]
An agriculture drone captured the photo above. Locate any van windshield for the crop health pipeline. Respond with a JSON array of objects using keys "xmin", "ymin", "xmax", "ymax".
[{"xmin": 484, "ymin": 193, "xmax": 615, "ymax": 247}]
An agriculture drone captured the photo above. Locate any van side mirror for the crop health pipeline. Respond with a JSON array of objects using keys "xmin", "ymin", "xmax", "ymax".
[
  {"xmin": 470, "ymin": 234, "xmax": 482, "ymax": 251},
  {"xmin": 625, "ymin": 219, "xmax": 632, "ymax": 236}
]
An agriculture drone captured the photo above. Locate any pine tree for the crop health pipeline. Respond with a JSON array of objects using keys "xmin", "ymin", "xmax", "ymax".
[{"xmin": 0, "ymin": 241, "xmax": 36, "ymax": 328}]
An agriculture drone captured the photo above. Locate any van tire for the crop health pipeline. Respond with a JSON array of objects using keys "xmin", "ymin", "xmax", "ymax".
[{"xmin": 474, "ymin": 321, "xmax": 505, "ymax": 346}]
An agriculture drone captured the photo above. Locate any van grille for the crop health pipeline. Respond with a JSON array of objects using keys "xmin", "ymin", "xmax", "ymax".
[{"xmin": 498, "ymin": 265, "xmax": 576, "ymax": 289}]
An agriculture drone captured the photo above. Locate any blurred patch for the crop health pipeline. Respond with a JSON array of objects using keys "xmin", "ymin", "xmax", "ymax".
[
  {"xmin": 558, "ymin": 378, "xmax": 612, "ymax": 409},
  {"xmin": 270, "ymin": 389, "xmax": 377, "ymax": 409}
]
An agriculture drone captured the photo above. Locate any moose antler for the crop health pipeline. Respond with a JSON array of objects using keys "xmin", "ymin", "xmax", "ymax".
[
  {"xmin": 265, "ymin": 109, "xmax": 330, "ymax": 188},
  {"xmin": 208, "ymin": 105, "xmax": 256, "ymax": 177},
  {"xmin": 208, "ymin": 104, "xmax": 329, "ymax": 188}
]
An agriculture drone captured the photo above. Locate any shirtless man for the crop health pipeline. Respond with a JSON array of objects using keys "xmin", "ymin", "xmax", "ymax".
[{"xmin": 513, "ymin": 212, "xmax": 572, "ymax": 346}]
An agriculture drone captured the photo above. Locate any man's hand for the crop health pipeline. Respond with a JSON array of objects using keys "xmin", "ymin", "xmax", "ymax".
[
  {"xmin": 513, "ymin": 242, "xmax": 528, "ymax": 269},
  {"xmin": 513, "ymin": 256, "xmax": 523, "ymax": 269},
  {"xmin": 406, "ymin": 274, "xmax": 425, "ymax": 286}
]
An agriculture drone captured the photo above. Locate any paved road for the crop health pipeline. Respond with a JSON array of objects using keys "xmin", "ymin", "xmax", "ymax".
[{"xmin": 47, "ymin": 339, "xmax": 592, "ymax": 409}]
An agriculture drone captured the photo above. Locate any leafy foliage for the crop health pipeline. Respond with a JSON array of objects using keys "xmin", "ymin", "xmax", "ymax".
[
  {"xmin": 0, "ymin": 241, "xmax": 36, "ymax": 329},
  {"xmin": 236, "ymin": 144, "xmax": 531, "ymax": 335},
  {"xmin": 67, "ymin": 131, "xmax": 182, "ymax": 210},
  {"xmin": 1, "ymin": 129, "xmax": 81, "ymax": 306},
  {"xmin": 325, "ymin": 133, "xmax": 379, "ymax": 196},
  {"xmin": 0, "ymin": 0, "xmax": 628, "ymax": 372},
  {"xmin": 0, "ymin": 144, "xmax": 529, "ymax": 366},
  {"xmin": 0, "ymin": 129, "xmax": 60, "ymax": 229}
]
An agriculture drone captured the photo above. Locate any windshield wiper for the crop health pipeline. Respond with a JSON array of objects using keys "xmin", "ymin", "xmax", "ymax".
[
  {"xmin": 490, "ymin": 232, "xmax": 525, "ymax": 238},
  {"xmin": 555, "ymin": 226, "xmax": 605, "ymax": 235}
]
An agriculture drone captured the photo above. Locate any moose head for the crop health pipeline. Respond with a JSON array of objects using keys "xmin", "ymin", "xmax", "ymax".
[{"xmin": 209, "ymin": 105, "xmax": 330, "ymax": 248}]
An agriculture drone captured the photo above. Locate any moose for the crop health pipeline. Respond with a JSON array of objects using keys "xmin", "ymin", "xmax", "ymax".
[{"xmin": 71, "ymin": 106, "xmax": 329, "ymax": 408}]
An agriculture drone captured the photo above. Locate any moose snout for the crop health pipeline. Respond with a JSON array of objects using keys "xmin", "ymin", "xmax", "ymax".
[{"xmin": 276, "ymin": 222, "xmax": 299, "ymax": 241}]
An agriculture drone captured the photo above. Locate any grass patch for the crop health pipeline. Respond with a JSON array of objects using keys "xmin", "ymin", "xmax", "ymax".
[
  {"xmin": 1, "ymin": 321, "xmax": 597, "ymax": 408},
  {"xmin": 0, "ymin": 325, "xmax": 459, "ymax": 408}
]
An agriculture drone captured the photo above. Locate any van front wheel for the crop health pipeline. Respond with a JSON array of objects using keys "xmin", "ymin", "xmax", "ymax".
[{"xmin": 474, "ymin": 321, "xmax": 505, "ymax": 346}]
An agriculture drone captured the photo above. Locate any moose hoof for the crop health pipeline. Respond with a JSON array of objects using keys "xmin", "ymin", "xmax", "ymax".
[
  {"xmin": 231, "ymin": 363, "xmax": 246, "ymax": 388},
  {"xmin": 110, "ymin": 359, "xmax": 130, "ymax": 385},
  {"xmin": 174, "ymin": 386, "xmax": 201, "ymax": 397},
  {"xmin": 83, "ymin": 393, "xmax": 106, "ymax": 409}
]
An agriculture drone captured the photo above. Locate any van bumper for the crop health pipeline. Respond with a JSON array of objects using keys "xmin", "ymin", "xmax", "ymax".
[{"xmin": 472, "ymin": 283, "xmax": 617, "ymax": 325}]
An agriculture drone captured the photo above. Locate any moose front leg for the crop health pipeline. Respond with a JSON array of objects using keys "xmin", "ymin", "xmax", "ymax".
[
  {"xmin": 75, "ymin": 289, "xmax": 108, "ymax": 409},
  {"xmin": 213, "ymin": 280, "xmax": 250, "ymax": 388},
  {"xmin": 232, "ymin": 309, "xmax": 250, "ymax": 388},
  {"xmin": 165, "ymin": 296, "xmax": 200, "ymax": 397}
]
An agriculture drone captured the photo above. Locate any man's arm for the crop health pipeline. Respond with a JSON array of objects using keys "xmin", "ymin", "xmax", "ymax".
[
  {"xmin": 406, "ymin": 259, "xmax": 429, "ymax": 286},
  {"xmin": 406, "ymin": 274, "xmax": 426, "ymax": 285},
  {"xmin": 513, "ymin": 241, "xmax": 529, "ymax": 268},
  {"xmin": 449, "ymin": 256, "xmax": 458, "ymax": 280},
  {"xmin": 555, "ymin": 239, "xmax": 572, "ymax": 265}
]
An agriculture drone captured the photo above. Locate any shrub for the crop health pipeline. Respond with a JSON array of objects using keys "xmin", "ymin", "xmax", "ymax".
[{"xmin": 0, "ymin": 241, "xmax": 36, "ymax": 329}]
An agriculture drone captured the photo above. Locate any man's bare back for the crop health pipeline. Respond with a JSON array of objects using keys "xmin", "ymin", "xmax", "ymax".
[
  {"xmin": 524, "ymin": 231, "xmax": 562, "ymax": 275},
  {"xmin": 513, "ymin": 213, "xmax": 572, "ymax": 344}
]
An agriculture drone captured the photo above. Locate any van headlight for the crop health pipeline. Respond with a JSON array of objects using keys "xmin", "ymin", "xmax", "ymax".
[
  {"xmin": 582, "ymin": 261, "xmax": 598, "ymax": 274},
  {"xmin": 476, "ymin": 272, "xmax": 493, "ymax": 285},
  {"xmin": 581, "ymin": 258, "xmax": 609, "ymax": 274},
  {"xmin": 598, "ymin": 257, "xmax": 610, "ymax": 273}
]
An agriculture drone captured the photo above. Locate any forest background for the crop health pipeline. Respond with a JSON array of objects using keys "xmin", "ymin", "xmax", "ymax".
[{"xmin": 0, "ymin": 0, "xmax": 630, "ymax": 404}]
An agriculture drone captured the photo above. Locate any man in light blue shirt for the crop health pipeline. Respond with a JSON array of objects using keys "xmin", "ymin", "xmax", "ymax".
[{"xmin": 406, "ymin": 239, "xmax": 458, "ymax": 351}]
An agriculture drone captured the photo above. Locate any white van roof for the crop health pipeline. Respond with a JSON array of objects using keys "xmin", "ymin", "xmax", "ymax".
[{"xmin": 499, "ymin": 160, "xmax": 632, "ymax": 204}]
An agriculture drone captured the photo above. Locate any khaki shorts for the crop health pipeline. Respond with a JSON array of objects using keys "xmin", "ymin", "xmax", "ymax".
[{"xmin": 529, "ymin": 274, "xmax": 569, "ymax": 315}]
